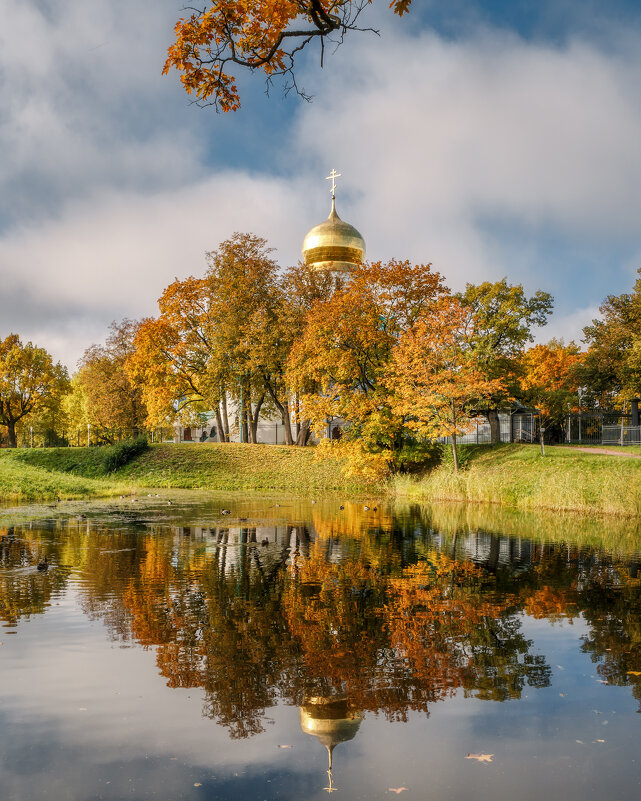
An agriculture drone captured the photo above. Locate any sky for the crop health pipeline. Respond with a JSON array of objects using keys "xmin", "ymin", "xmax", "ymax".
[{"xmin": 2, "ymin": 0, "xmax": 641, "ymax": 370}]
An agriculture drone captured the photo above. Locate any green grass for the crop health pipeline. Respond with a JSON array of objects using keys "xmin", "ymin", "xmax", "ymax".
[
  {"xmin": 3, "ymin": 442, "xmax": 640, "ymax": 516},
  {"xmin": 0, "ymin": 442, "xmax": 372, "ymax": 501},
  {"xmin": 393, "ymin": 444, "xmax": 641, "ymax": 517},
  {"xmin": 115, "ymin": 443, "xmax": 371, "ymax": 492},
  {"xmin": 0, "ymin": 451, "xmax": 129, "ymax": 501}
]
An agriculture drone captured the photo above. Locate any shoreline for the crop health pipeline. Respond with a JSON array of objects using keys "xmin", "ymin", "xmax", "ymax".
[{"xmin": 1, "ymin": 442, "xmax": 640, "ymax": 519}]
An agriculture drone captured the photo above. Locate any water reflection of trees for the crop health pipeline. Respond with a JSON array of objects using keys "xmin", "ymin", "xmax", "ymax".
[{"xmin": 2, "ymin": 512, "xmax": 641, "ymax": 732}]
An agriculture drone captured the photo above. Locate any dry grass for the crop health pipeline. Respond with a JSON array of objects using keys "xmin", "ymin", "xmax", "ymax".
[{"xmin": 393, "ymin": 444, "xmax": 641, "ymax": 517}]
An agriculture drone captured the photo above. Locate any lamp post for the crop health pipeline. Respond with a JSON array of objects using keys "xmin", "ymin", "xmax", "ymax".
[
  {"xmin": 87, "ymin": 423, "xmax": 90, "ymax": 448},
  {"xmin": 30, "ymin": 426, "xmax": 33, "ymax": 448},
  {"xmin": 578, "ymin": 388, "xmax": 584, "ymax": 443}
]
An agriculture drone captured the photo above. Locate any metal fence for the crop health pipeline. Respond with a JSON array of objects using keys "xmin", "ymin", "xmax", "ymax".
[
  {"xmin": 437, "ymin": 413, "xmax": 538, "ymax": 445},
  {"xmin": 567, "ymin": 414, "xmax": 603, "ymax": 444},
  {"xmin": 602, "ymin": 425, "xmax": 641, "ymax": 446}
]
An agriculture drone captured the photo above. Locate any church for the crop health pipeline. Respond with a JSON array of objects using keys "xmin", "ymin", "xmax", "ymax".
[{"xmin": 171, "ymin": 171, "xmax": 365, "ymax": 445}]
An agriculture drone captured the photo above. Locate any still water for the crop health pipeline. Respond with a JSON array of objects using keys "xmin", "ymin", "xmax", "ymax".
[{"xmin": 1, "ymin": 493, "xmax": 641, "ymax": 800}]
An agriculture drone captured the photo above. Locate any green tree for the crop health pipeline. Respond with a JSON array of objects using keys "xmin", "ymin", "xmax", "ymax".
[
  {"xmin": 458, "ymin": 280, "xmax": 553, "ymax": 443},
  {"xmin": 0, "ymin": 334, "xmax": 69, "ymax": 448},
  {"xmin": 581, "ymin": 269, "xmax": 641, "ymax": 407}
]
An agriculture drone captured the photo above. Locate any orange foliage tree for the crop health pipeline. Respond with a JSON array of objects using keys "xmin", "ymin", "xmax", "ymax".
[
  {"xmin": 165, "ymin": 1, "xmax": 413, "ymax": 111},
  {"xmin": 387, "ymin": 297, "xmax": 506, "ymax": 471},
  {"xmin": 128, "ymin": 233, "xmax": 282, "ymax": 442},
  {"xmin": 287, "ymin": 259, "xmax": 446, "ymax": 476},
  {"xmin": 74, "ymin": 319, "xmax": 147, "ymax": 443},
  {"xmin": 519, "ymin": 339, "xmax": 582, "ymax": 441}
]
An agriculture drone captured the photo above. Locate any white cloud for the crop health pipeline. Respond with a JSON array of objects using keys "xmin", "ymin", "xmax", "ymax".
[
  {"xmin": 534, "ymin": 304, "xmax": 600, "ymax": 347},
  {"xmin": 0, "ymin": 174, "xmax": 312, "ymax": 367},
  {"xmin": 297, "ymin": 29, "xmax": 641, "ymax": 272},
  {"xmin": 2, "ymin": 5, "xmax": 641, "ymax": 368}
]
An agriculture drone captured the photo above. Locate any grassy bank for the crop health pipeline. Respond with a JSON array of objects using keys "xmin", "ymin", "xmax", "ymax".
[
  {"xmin": 394, "ymin": 444, "xmax": 641, "ymax": 517},
  {"xmin": 0, "ymin": 451, "xmax": 129, "ymax": 501},
  {"xmin": 2, "ymin": 442, "xmax": 640, "ymax": 516},
  {"xmin": 0, "ymin": 442, "xmax": 372, "ymax": 501}
]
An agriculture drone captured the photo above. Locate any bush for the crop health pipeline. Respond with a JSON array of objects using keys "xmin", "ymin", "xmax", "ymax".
[{"xmin": 101, "ymin": 437, "xmax": 149, "ymax": 474}]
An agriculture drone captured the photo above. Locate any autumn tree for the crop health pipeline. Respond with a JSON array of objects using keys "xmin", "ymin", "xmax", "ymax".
[
  {"xmin": 388, "ymin": 297, "xmax": 505, "ymax": 472},
  {"xmin": 74, "ymin": 319, "xmax": 147, "ymax": 444},
  {"xmin": 0, "ymin": 334, "xmax": 69, "ymax": 448},
  {"xmin": 581, "ymin": 268, "xmax": 641, "ymax": 407},
  {"xmin": 244, "ymin": 262, "xmax": 336, "ymax": 445},
  {"xmin": 165, "ymin": 1, "xmax": 413, "ymax": 111},
  {"xmin": 519, "ymin": 339, "xmax": 582, "ymax": 445},
  {"xmin": 287, "ymin": 259, "xmax": 446, "ymax": 476},
  {"xmin": 129, "ymin": 233, "xmax": 283, "ymax": 443},
  {"xmin": 458, "ymin": 280, "xmax": 553, "ymax": 444}
]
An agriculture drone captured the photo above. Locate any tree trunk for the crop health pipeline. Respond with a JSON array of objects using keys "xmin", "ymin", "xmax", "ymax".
[
  {"xmin": 250, "ymin": 394, "xmax": 265, "ymax": 443},
  {"xmin": 242, "ymin": 405, "xmax": 250, "ymax": 444},
  {"xmin": 221, "ymin": 394, "xmax": 230, "ymax": 442},
  {"xmin": 295, "ymin": 419, "xmax": 311, "ymax": 446},
  {"xmin": 451, "ymin": 432, "xmax": 459, "ymax": 472},
  {"xmin": 6, "ymin": 419, "xmax": 17, "ymax": 448},
  {"xmin": 214, "ymin": 406, "xmax": 224, "ymax": 442},
  {"xmin": 281, "ymin": 400, "xmax": 294, "ymax": 446},
  {"xmin": 486, "ymin": 408, "xmax": 501, "ymax": 444},
  {"xmin": 295, "ymin": 395, "xmax": 301, "ymax": 438},
  {"xmin": 263, "ymin": 377, "xmax": 294, "ymax": 445}
]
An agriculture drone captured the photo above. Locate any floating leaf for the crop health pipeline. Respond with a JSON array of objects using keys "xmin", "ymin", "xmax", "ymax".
[
  {"xmin": 465, "ymin": 753, "xmax": 493, "ymax": 763},
  {"xmin": 388, "ymin": 789, "xmax": 408, "ymax": 794}
]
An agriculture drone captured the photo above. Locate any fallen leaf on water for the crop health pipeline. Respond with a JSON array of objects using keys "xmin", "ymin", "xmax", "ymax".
[
  {"xmin": 388, "ymin": 788, "xmax": 408, "ymax": 794},
  {"xmin": 593, "ymin": 739, "xmax": 605, "ymax": 743},
  {"xmin": 627, "ymin": 671, "xmax": 641, "ymax": 676},
  {"xmin": 278, "ymin": 744, "xmax": 293, "ymax": 749},
  {"xmin": 576, "ymin": 740, "xmax": 584, "ymax": 744},
  {"xmin": 465, "ymin": 753, "xmax": 493, "ymax": 763},
  {"xmin": 596, "ymin": 680, "xmax": 608, "ymax": 684},
  {"xmin": 78, "ymin": 707, "xmax": 87, "ymax": 711},
  {"xmin": 194, "ymin": 782, "xmax": 202, "ymax": 787}
]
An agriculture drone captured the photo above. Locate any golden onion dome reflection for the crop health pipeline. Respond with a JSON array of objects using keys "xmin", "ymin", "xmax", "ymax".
[
  {"xmin": 302, "ymin": 196, "xmax": 366, "ymax": 274},
  {"xmin": 299, "ymin": 694, "xmax": 363, "ymax": 793}
]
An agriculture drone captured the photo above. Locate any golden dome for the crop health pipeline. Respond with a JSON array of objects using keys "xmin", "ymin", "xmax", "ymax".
[{"xmin": 302, "ymin": 198, "xmax": 366, "ymax": 274}]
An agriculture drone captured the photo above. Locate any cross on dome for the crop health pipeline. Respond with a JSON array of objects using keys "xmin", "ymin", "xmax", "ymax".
[{"xmin": 326, "ymin": 169, "xmax": 341, "ymax": 197}]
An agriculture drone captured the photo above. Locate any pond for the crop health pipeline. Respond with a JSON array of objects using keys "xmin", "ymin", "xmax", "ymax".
[{"xmin": 1, "ymin": 493, "xmax": 641, "ymax": 800}]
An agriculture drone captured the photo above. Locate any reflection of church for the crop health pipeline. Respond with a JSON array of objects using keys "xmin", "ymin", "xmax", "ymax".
[
  {"xmin": 172, "ymin": 171, "xmax": 365, "ymax": 445},
  {"xmin": 299, "ymin": 693, "xmax": 363, "ymax": 793}
]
